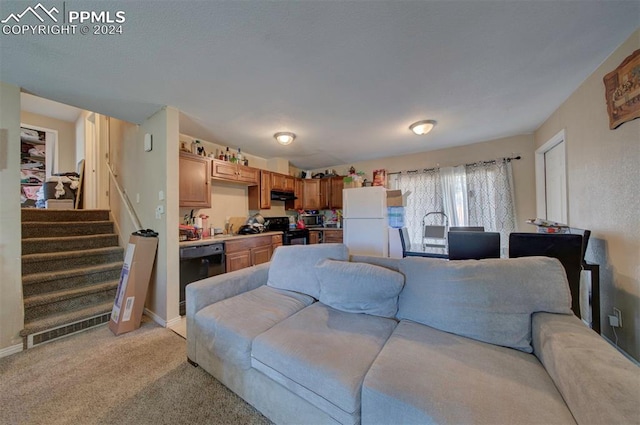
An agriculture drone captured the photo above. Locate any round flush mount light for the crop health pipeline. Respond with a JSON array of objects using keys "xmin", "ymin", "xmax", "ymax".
[
  {"xmin": 409, "ymin": 120, "xmax": 437, "ymax": 135},
  {"xmin": 274, "ymin": 132, "xmax": 296, "ymax": 145}
]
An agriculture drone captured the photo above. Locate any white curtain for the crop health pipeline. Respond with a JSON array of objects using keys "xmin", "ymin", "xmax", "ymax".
[
  {"xmin": 440, "ymin": 165, "xmax": 468, "ymax": 227},
  {"xmin": 466, "ymin": 160, "xmax": 517, "ymax": 254},
  {"xmin": 397, "ymin": 170, "xmax": 443, "ymax": 249},
  {"xmin": 394, "ymin": 159, "xmax": 517, "ymax": 256}
]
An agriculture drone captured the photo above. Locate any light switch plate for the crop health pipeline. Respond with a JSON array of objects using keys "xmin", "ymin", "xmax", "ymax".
[{"xmin": 144, "ymin": 133, "xmax": 153, "ymax": 152}]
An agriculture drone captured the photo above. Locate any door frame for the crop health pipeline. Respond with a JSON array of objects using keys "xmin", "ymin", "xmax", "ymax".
[{"xmin": 535, "ymin": 129, "xmax": 568, "ymax": 223}]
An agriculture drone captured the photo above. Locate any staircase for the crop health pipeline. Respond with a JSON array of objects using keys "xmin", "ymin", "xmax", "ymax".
[{"xmin": 20, "ymin": 209, "xmax": 123, "ymax": 348}]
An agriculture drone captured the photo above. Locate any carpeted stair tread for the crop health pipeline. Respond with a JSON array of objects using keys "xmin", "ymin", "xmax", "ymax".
[
  {"xmin": 22, "ymin": 246, "xmax": 124, "ymax": 275},
  {"xmin": 20, "ymin": 301, "xmax": 114, "ymax": 336},
  {"xmin": 23, "ymin": 261, "xmax": 123, "ymax": 286},
  {"xmin": 22, "ymin": 246, "xmax": 123, "ymax": 263},
  {"xmin": 21, "ymin": 208, "xmax": 110, "ymax": 222},
  {"xmin": 24, "ymin": 280, "xmax": 119, "ymax": 309},
  {"xmin": 22, "ymin": 233, "xmax": 119, "ymax": 255},
  {"xmin": 22, "ymin": 221, "xmax": 114, "ymax": 238}
]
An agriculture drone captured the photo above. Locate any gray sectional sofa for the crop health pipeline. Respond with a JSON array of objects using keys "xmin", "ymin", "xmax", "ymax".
[{"xmin": 186, "ymin": 244, "xmax": 639, "ymax": 425}]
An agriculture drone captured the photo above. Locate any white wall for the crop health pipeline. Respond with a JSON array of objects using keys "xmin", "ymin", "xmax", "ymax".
[
  {"xmin": 535, "ymin": 29, "xmax": 640, "ymax": 361},
  {"xmin": 313, "ymin": 134, "xmax": 537, "ymax": 230},
  {"xmin": 0, "ymin": 82, "xmax": 24, "ymax": 356},
  {"xmin": 111, "ymin": 107, "xmax": 181, "ymax": 326}
]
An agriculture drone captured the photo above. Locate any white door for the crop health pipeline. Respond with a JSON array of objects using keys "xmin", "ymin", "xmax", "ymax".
[
  {"xmin": 544, "ymin": 141, "xmax": 567, "ymax": 223},
  {"xmin": 535, "ymin": 130, "xmax": 568, "ymax": 224}
]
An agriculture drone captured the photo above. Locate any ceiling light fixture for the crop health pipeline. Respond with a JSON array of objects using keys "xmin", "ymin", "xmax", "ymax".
[
  {"xmin": 409, "ymin": 120, "xmax": 437, "ymax": 135},
  {"xmin": 274, "ymin": 132, "xmax": 296, "ymax": 145}
]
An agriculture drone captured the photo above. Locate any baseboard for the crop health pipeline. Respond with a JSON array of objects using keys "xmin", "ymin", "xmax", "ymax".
[
  {"xmin": 166, "ymin": 315, "xmax": 183, "ymax": 328},
  {"xmin": 144, "ymin": 308, "xmax": 166, "ymax": 327},
  {"xmin": 143, "ymin": 308, "xmax": 182, "ymax": 329},
  {"xmin": 602, "ymin": 335, "xmax": 640, "ymax": 366},
  {"xmin": 0, "ymin": 343, "xmax": 23, "ymax": 359}
]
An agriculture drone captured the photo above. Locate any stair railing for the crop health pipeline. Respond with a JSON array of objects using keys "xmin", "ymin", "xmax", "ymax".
[{"xmin": 107, "ymin": 162, "xmax": 143, "ymax": 231}]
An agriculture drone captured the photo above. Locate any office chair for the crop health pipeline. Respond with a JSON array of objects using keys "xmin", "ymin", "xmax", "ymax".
[{"xmin": 448, "ymin": 231, "xmax": 501, "ymax": 260}]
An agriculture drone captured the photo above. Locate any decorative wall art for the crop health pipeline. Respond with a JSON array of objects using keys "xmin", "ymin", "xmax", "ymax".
[{"xmin": 603, "ymin": 49, "xmax": 640, "ymax": 129}]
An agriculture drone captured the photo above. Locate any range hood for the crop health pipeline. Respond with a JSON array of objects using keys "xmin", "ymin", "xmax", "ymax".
[{"xmin": 270, "ymin": 190, "xmax": 297, "ymax": 201}]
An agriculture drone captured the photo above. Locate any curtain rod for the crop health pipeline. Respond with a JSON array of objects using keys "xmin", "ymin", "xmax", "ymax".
[{"xmin": 388, "ymin": 155, "xmax": 521, "ymax": 175}]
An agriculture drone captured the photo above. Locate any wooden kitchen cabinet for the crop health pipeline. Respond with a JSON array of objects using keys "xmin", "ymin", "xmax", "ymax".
[
  {"xmin": 293, "ymin": 178, "xmax": 304, "ymax": 210},
  {"xmin": 284, "ymin": 176, "xmax": 295, "ymax": 192},
  {"xmin": 248, "ymin": 170, "xmax": 272, "ymax": 209},
  {"xmin": 309, "ymin": 231, "xmax": 320, "ymax": 244},
  {"xmin": 211, "ymin": 158, "xmax": 259, "ymax": 185},
  {"xmin": 323, "ymin": 229, "xmax": 343, "ymax": 243},
  {"xmin": 330, "ymin": 177, "xmax": 344, "ymax": 209},
  {"xmin": 179, "ymin": 152, "xmax": 211, "ymax": 208},
  {"xmin": 319, "ymin": 176, "xmax": 344, "ymax": 210},
  {"xmin": 271, "ymin": 173, "xmax": 286, "ymax": 191},
  {"xmin": 224, "ymin": 234, "xmax": 280, "ymax": 273},
  {"xmin": 271, "ymin": 172, "xmax": 295, "ymax": 192},
  {"xmin": 303, "ymin": 179, "xmax": 321, "ymax": 210}
]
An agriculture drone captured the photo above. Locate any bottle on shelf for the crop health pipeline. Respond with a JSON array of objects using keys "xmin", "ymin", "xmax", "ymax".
[
  {"xmin": 237, "ymin": 148, "xmax": 243, "ymax": 163},
  {"xmin": 224, "ymin": 147, "xmax": 230, "ymax": 161}
]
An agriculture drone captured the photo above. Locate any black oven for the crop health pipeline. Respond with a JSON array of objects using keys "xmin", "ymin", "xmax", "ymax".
[
  {"xmin": 267, "ymin": 217, "xmax": 310, "ymax": 245},
  {"xmin": 283, "ymin": 228, "xmax": 310, "ymax": 245}
]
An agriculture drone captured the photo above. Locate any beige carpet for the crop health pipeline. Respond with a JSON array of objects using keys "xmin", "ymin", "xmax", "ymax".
[{"xmin": 0, "ymin": 319, "xmax": 271, "ymax": 425}]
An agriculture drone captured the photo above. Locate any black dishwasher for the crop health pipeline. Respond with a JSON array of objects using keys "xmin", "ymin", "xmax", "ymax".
[{"xmin": 179, "ymin": 243, "xmax": 225, "ymax": 316}]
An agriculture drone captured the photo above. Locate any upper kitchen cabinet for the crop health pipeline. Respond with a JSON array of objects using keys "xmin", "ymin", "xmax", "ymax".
[
  {"xmin": 319, "ymin": 176, "xmax": 344, "ymax": 210},
  {"xmin": 302, "ymin": 179, "xmax": 321, "ymax": 210},
  {"xmin": 179, "ymin": 152, "xmax": 211, "ymax": 208},
  {"xmin": 271, "ymin": 172, "xmax": 295, "ymax": 192},
  {"xmin": 211, "ymin": 158, "xmax": 259, "ymax": 185},
  {"xmin": 248, "ymin": 170, "xmax": 272, "ymax": 210}
]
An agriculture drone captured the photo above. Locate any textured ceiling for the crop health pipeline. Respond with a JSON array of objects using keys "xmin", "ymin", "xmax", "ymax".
[{"xmin": 1, "ymin": 1, "xmax": 638, "ymax": 169}]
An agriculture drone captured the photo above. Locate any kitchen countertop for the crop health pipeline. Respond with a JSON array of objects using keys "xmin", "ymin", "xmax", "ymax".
[{"xmin": 179, "ymin": 231, "xmax": 283, "ymax": 248}]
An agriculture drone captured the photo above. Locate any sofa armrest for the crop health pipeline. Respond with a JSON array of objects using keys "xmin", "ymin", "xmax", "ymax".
[
  {"xmin": 532, "ymin": 312, "xmax": 639, "ymax": 425},
  {"xmin": 186, "ymin": 262, "xmax": 269, "ymax": 361}
]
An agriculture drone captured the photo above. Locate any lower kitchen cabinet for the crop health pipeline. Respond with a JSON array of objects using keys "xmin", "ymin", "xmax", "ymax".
[
  {"xmin": 225, "ymin": 234, "xmax": 281, "ymax": 273},
  {"xmin": 323, "ymin": 229, "xmax": 343, "ymax": 243},
  {"xmin": 309, "ymin": 231, "xmax": 320, "ymax": 244}
]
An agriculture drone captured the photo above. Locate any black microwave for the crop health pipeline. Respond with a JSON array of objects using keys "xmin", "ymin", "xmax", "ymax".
[{"xmin": 300, "ymin": 214, "xmax": 323, "ymax": 228}]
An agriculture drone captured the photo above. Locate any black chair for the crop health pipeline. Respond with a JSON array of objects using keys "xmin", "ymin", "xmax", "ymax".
[
  {"xmin": 399, "ymin": 228, "xmax": 448, "ymax": 259},
  {"xmin": 447, "ymin": 231, "xmax": 501, "ymax": 260},
  {"xmin": 449, "ymin": 226, "xmax": 485, "ymax": 232},
  {"xmin": 508, "ymin": 233, "xmax": 583, "ymax": 318}
]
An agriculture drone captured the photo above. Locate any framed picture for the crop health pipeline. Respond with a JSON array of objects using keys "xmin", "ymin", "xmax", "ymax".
[{"xmin": 603, "ymin": 49, "xmax": 640, "ymax": 129}]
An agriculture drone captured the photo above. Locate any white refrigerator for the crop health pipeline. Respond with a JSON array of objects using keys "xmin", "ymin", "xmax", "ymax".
[{"xmin": 342, "ymin": 186, "xmax": 389, "ymax": 257}]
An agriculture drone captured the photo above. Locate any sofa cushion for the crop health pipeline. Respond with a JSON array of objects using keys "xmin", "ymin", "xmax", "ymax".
[
  {"xmin": 251, "ymin": 303, "xmax": 397, "ymax": 424},
  {"xmin": 315, "ymin": 259, "xmax": 404, "ymax": 318},
  {"xmin": 397, "ymin": 256, "xmax": 572, "ymax": 352},
  {"xmin": 361, "ymin": 320, "xmax": 576, "ymax": 425},
  {"xmin": 532, "ymin": 312, "xmax": 640, "ymax": 425},
  {"xmin": 267, "ymin": 243, "xmax": 349, "ymax": 299},
  {"xmin": 193, "ymin": 285, "xmax": 314, "ymax": 370}
]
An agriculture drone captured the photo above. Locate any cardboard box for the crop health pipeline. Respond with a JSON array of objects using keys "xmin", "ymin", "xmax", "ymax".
[
  {"xmin": 386, "ymin": 190, "xmax": 405, "ymax": 207},
  {"xmin": 109, "ymin": 234, "xmax": 158, "ymax": 336}
]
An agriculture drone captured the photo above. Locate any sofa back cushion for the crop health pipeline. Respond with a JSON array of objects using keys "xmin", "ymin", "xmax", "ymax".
[
  {"xmin": 315, "ymin": 259, "xmax": 405, "ymax": 318},
  {"xmin": 267, "ymin": 243, "xmax": 349, "ymax": 299},
  {"xmin": 397, "ymin": 257, "xmax": 572, "ymax": 352}
]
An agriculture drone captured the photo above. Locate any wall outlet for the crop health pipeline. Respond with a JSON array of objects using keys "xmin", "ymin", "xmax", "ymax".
[{"xmin": 609, "ymin": 308, "xmax": 622, "ymax": 328}]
